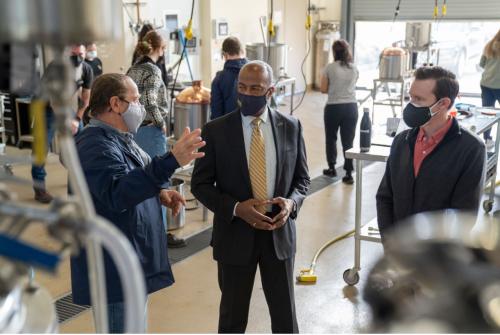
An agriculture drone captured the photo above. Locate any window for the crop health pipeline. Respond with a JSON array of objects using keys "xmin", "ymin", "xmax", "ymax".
[{"xmin": 354, "ymin": 21, "xmax": 500, "ymax": 95}]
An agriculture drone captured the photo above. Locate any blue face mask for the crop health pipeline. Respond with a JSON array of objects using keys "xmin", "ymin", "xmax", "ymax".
[{"xmin": 238, "ymin": 91, "xmax": 269, "ymax": 116}]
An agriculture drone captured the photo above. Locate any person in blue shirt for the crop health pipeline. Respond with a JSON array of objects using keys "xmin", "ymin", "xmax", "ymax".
[
  {"xmin": 210, "ymin": 36, "xmax": 248, "ymax": 119},
  {"xmin": 71, "ymin": 73, "xmax": 205, "ymax": 333}
]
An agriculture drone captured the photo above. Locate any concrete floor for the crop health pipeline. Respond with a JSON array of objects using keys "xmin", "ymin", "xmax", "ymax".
[{"xmin": 3, "ymin": 91, "xmax": 499, "ymax": 333}]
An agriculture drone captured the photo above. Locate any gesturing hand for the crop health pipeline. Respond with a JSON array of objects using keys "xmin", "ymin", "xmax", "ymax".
[
  {"xmin": 171, "ymin": 127, "xmax": 206, "ymax": 166},
  {"xmin": 159, "ymin": 189, "xmax": 186, "ymax": 216},
  {"xmin": 270, "ymin": 197, "xmax": 294, "ymax": 229},
  {"xmin": 71, "ymin": 119, "xmax": 80, "ymax": 135},
  {"xmin": 235, "ymin": 199, "xmax": 273, "ymax": 230}
]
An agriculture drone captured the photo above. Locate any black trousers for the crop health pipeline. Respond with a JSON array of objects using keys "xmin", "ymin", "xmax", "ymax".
[
  {"xmin": 324, "ymin": 103, "xmax": 358, "ymax": 172},
  {"xmin": 481, "ymin": 85, "xmax": 500, "ymax": 140},
  {"xmin": 217, "ymin": 229, "xmax": 298, "ymax": 333}
]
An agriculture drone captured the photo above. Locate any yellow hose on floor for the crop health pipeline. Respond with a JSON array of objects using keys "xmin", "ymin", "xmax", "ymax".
[{"xmin": 296, "ymin": 229, "xmax": 355, "ymax": 283}]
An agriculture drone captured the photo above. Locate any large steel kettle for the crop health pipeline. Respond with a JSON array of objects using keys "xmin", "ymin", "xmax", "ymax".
[{"xmin": 379, "ymin": 47, "xmax": 408, "ymax": 80}]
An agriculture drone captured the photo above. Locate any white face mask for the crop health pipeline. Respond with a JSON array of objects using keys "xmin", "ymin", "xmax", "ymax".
[
  {"xmin": 86, "ymin": 50, "xmax": 97, "ymax": 60},
  {"xmin": 121, "ymin": 100, "xmax": 145, "ymax": 134}
]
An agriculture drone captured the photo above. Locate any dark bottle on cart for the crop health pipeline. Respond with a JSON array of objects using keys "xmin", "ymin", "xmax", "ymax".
[{"xmin": 360, "ymin": 107, "xmax": 371, "ymax": 152}]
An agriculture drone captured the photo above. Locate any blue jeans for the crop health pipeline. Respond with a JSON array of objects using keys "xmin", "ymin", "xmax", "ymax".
[
  {"xmin": 31, "ymin": 109, "xmax": 56, "ymax": 187},
  {"xmin": 481, "ymin": 85, "xmax": 500, "ymax": 140},
  {"xmin": 31, "ymin": 111, "xmax": 83, "ymax": 187},
  {"xmin": 134, "ymin": 125, "xmax": 167, "ymax": 157},
  {"xmin": 134, "ymin": 125, "xmax": 168, "ymax": 230},
  {"xmin": 106, "ymin": 298, "xmax": 148, "ymax": 333}
]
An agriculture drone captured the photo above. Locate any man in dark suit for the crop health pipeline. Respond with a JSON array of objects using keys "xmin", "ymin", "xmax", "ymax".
[{"xmin": 191, "ymin": 60, "xmax": 310, "ymax": 333}]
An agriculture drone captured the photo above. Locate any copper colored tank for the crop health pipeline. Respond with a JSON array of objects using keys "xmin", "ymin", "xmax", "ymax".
[
  {"xmin": 175, "ymin": 80, "xmax": 211, "ymax": 104},
  {"xmin": 379, "ymin": 47, "xmax": 408, "ymax": 80},
  {"xmin": 174, "ymin": 81, "xmax": 211, "ymax": 139}
]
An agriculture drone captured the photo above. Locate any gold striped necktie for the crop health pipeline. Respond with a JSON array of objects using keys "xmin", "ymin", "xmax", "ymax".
[{"xmin": 249, "ymin": 117, "xmax": 267, "ymax": 214}]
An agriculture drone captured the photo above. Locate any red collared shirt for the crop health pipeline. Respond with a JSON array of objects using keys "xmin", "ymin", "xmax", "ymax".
[{"xmin": 414, "ymin": 117, "xmax": 453, "ymax": 177}]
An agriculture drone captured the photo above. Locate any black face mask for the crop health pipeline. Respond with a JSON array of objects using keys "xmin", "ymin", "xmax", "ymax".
[
  {"xmin": 70, "ymin": 55, "xmax": 83, "ymax": 67},
  {"xmin": 402, "ymin": 100, "xmax": 441, "ymax": 128},
  {"xmin": 238, "ymin": 90, "xmax": 270, "ymax": 116}
]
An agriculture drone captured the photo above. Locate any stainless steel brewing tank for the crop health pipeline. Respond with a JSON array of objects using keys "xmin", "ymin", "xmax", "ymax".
[
  {"xmin": 314, "ymin": 27, "xmax": 339, "ymax": 89},
  {"xmin": 173, "ymin": 102, "xmax": 210, "ymax": 140},
  {"xmin": 405, "ymin": 22, "xmax": 431, "ymax": 51},
  {"xmin": 166, "ymin": 179, "xmax": 185, "ymax": 230},
  {"xmin": 245, "ymin": 43, "xmax": 288, "ymax": 77},
  {"xmin": 379, "ymin": 47, "xmax": 408, "ymax": 80},
  {"xmin": 0, "ymin": 0, "xmax": 123, "ymax": 43}
]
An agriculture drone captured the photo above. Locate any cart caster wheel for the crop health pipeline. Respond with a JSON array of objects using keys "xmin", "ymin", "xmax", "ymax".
[
  {"xmin": 483, "ymin": 200, "xmax": 494, "ymax": 213},
  {"xmin": 343, "ymin": 269, "xmax": 360, "ymax": 286}
]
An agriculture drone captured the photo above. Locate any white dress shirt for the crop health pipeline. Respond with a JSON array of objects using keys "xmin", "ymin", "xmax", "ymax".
[{"xmin": 233, "ymin": 107, "xmax": 277, "ymax": 216}]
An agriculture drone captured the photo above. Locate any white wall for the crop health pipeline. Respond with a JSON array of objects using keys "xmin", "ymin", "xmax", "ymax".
[
  {"xmin": 98, "ymin": 0, "xmax": 202, "ymax": 81},
  {"xmin": 97, "ymin": 0, "xmax": 268, "ymax": 86},
  {"xmin": 95, "ymin": 0, "xmax": 343, "ymax": 91},
  {"xmin": 273, "ymin": 0, "xmax": 310, "ymax": 91},
  {"xmin": 207, "ymin": 0, "xmax": 268, "ymax": 84},
  {"xmin": 318, "ymin": 0, "xmax": 342, "ymax": 21}
]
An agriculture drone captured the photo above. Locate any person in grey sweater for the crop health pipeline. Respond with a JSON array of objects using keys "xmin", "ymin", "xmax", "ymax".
[
  {"xmin": 479, "ymin": 29, "xmax": 500, "ymax": 144},
  {"xmin": 320, "ymin": 39, "xmax": 359, "ymax": 184}
]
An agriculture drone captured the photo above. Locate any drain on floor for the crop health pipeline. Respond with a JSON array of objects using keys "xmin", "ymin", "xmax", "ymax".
[
  {"xmin": 55, "ymin": 293, "xmax": 89, "ymax": 324},
  {"xmin": 307, "ymin": 174, "xmax": 341, "ymax": 194}
]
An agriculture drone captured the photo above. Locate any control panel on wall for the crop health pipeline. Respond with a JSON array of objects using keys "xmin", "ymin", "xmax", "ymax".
[
  {"xmin": 164, "ymin": 12, "xmax": 199, "ymax": 56},
  {"xmin": 212, "ymin": 18, "xmax": 229, "ymax": 40}
]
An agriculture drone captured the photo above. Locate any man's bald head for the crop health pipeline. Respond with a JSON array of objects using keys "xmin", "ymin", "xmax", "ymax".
[
  {"xmin": 237, "ymin": 60, "xmax": 275, "ymax": 116},
  {"xmin": 239, "ymin": 60, "xmax": 274, "ymax": 87}
]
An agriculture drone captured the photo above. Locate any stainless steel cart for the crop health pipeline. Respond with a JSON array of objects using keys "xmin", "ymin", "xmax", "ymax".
[
  {"xmin": 342, "ymin": 110, "xmax": 500, "ymax": 286},
  {"xmin": 342, "ymin": 146, "xmax": 389, "ymax": 285},
  {"xmin": 459, "ymin": 110, "xmax": 500, "ymax": 213}
]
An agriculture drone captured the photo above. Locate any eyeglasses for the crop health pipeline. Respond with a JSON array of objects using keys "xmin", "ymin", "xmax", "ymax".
[{"xmin": 119, "ymin": 96, "xmax": 141, "ymax": 105}]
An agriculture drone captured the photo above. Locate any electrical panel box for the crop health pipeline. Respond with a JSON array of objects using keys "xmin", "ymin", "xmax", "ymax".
[{"xmin": 212, "ymin": 19, "xmax": 229, "ymax": 40}]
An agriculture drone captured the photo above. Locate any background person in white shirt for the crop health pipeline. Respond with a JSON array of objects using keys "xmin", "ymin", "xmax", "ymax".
[{"xmin": 320, "ymin": 39, "xmax": 359, "ymax": 184}]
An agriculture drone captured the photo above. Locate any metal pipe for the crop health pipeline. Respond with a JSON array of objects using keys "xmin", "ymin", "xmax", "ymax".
[
  {"xmin": 0, "ymin": 95, "xmax": 5, "ymax": 144},
  {"xmin": 136, "ymin": 0, "xmax": 141, "ymax": 24},
  {"xmin": 354, "ymin": 158, "xmax": 362, "ymax": 271},
  {"xmin": 259, "ymin": 17, "xmax": 267, "ymax": 46},
  {"xmin": 0, "ymin": 203, "xmax": 59, "ymax": 224},
  {"xmin": 92, "ymin": 217, "xmax": 147, "ymax": 332},
  {"xmin": 46, "ymin": 48, "xmax": 109, "ymax": 333},
  {"xmin": 57, "ymin": 122, "xmax": 109, "ymax": 334}
]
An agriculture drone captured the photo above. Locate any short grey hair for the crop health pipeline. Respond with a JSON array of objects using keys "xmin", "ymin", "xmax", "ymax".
[{"xmin": 242, "ymin": 60, "xmax": 274, "ymax": 86}]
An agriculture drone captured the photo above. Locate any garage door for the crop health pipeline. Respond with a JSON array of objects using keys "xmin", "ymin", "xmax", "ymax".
[
  {"xmin": 351, "ymin": 0, "xmax": 500, "ymax": 21},
  {"xmin": 342, "ymin": 0, "xmax": 500, "ymax": 43}
]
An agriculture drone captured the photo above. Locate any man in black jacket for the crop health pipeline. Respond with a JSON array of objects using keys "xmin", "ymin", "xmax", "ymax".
[
  {"xmin": 191, "ymin": 60, "xmax": 310, "ymax": 333},
  {"xmin": 376, "ymin": 66, "xmax": 485, "ymax": 238}
]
